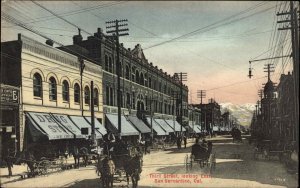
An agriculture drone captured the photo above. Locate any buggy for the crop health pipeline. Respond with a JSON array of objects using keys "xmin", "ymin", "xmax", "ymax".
[{"xmin": 185, "ymin": 141, "xmax": 216, "ymax": 174}]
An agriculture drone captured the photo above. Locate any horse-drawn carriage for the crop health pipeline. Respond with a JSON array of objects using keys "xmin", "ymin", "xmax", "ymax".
[
  {"xmin": 231, "ymin": 128, "xmax": 242, "ymax": 143},
  {"xmin": 97, "ymin": 140, "xmax": 143, "ymax": 188},
  {"xmin": 185, "ymin": 140, "xmax": 216, "ymax": 173},
  {"xmin": 13, "ymin": 147, "xmax": 68, "ymax": 177}
]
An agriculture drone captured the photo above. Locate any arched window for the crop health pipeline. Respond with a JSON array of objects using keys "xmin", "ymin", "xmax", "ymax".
[
  {"xmin": 49, "ymin": 77, "xmax": 57, "ymax": 100},
  {"xmin": 140, "ymin": 73, "xmax": 144, "ymax": 86},
  {"xmin": 62, "ymin": 80, "xmax": 69, "ymax": 102},
  {"xmin": 33, "ymin": 73, "xmax": 42, "ymax": 97},
  {"xmin": 105, "ymin": 55, "xmax": 109, "ymax": 71},
  {"xmin": 74, "ymin": 83, "xmax": 80, "ymax": 103},
  {"xmin": 125, "ymin": 65, "xmax": 130, "ymax": 80},
  {"xmin": 84, "ymin": 86, "xmax": 90, "ymax": 105},
  {"xmin": 135, "ymin": 70, "xmax": 139, "ymax": 83},
  {"xmin": 93, "ymin": 88, "xmax": 99, "ymax": 106}
]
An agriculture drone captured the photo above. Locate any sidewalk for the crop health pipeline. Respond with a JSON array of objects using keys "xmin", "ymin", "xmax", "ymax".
[{"xmin": 0, "ymin": 157, "xmax": 76, "ymax": 185}]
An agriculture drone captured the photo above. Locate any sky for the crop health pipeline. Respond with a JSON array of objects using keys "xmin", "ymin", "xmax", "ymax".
[{"xmin": 1, "ymin": 1, "xmax": 294, "ymax": 105}]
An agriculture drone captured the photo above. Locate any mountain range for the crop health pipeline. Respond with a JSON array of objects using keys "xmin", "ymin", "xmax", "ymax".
[{"xmin": 220, "ymin": 103, "xmax": 256, "ymax": 127}]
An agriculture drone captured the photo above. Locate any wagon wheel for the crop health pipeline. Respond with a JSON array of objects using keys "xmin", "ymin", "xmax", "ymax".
[
  {"xmin": 37, "ymin": 160, "xmax": 50, "ymax": 175},
  {"xmin": 184, "ymin": 154, "xmax": 189, "ymax": 172},
  {"xmin": 190, "ymin": 155, "xmax": 194, "ymax": 170},
  {"xmin": 26, "ymin": 160, "xmax": 38, "ymax": 176}
]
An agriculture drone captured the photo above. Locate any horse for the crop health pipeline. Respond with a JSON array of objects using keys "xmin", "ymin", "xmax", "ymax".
[
  {"xmin": 123, "ymin": 154, "xmax": 143, "ymax": 188},
  {"xmin": 97, "ymin": 156, "xmax": 115, "ymax": 188},
  {"xmin": 15, "ymin": 150, "xmax": 37, "ymax": 177},
  {"xmin": 70, "ymin": 146, "xmax": 89, "ymax": 168}
]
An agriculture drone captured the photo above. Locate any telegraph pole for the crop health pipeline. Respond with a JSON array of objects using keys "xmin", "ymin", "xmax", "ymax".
[
  {"xmin": 170, "ymin": 91, "xmax": 179, "ymax": 135},
  {"xmin": 277, "ymin": 1, "xmax": 299, "ymax": 149},
  {"xmin": 175, "ymin": 72, "xmax": 187, "ymax": 134},
  {"xmin": 79, "ymin": 57, "xmax": 85, "ymax": 116},
  {"xmin": 106, "ymin": 19, "xmax": 129, "ymax": 138},
  {"xmin": 197, "ymin": 90, "xmax": 206, "ymax": 105},
  {"xmin": 146, "ymin": 96, "xmax": 157, "ymax": 143},
  {"xmin": 91, "ymin": 81, "xmax": 95, "ymax": 146}
]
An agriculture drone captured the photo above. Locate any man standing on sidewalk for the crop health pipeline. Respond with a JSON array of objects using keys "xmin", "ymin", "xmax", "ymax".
[
  {"xmin": 183, "ymin": 135, "xmax": 187, "ymax": 149},
  {"xmin": 5, "ymin": 148, "xmax": 13, "ymax": 177}
]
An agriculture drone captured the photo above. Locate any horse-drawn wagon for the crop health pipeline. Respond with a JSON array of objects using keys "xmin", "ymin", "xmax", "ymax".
[{"xmin": 97, "ymin": 140, "xmax": 143, "ymax": 188}]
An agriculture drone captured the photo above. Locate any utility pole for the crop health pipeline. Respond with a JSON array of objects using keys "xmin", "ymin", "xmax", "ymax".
[
  {"xmin": 90, "ymin": 81, "xmax": 95, "ymax": 147},
  {"xmin": 175, "ymin": 72, "xmax": 187, "ymax": 134},
  {"xmin": 170, "ymin": 91, "xmax": 179, "ymax": 135},
  {"xmin": 197, "ymin": 90, "xmax": 206, "ymax": 105},
  {"xmin": 106, "ymin": 19, "xmax": 129, "ymax": 138},
  {"xmin": 146, "ymin": 96, "xmax": 157, "ymax": 143},
  {"xmin": 277, "ymin": 1, "xmax": 299, "ymax": 150},
  {"xmin": 79, "ymin": 56, "xmax": 85, "ymax": 116}
]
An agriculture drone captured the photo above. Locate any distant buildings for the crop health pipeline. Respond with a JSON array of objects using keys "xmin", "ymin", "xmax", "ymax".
[
  {"xmin": 250, "ymin": 71, "xmax": 297, "ymax": 143},
  {"xmin": 191, "ymin": 98, "xmax": 233, "ymax": 134}
]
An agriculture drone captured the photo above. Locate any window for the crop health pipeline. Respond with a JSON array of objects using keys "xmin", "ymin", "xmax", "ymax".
[
  {"xmin": 126, "ymin": 93, "xmax": 131, "ymax": 108},
  {"xmin": 135, "ymin": 70, "xmax": 139, "ymax": 83},
  {"xmin": 109, "ymin": 87, "xmax": 114, "ymax": 106},
  {"xmin": 94, "ymin": 88, "xmax": 99, "ymax": 106},
  {"xmin": 108, "ymin": 57, "xmax": 113, "ymax": 73},
  {"xmin": 159, "ymin": 82, "xmax": 162, "ymax": 92},
  {"xmin": 106, "ymin": 86, "xmax": 110, "ymax": 105},
  {"xmin": 33, "ymin": 73, "xmax": 42, "ymax": 97},
  {"xmin": 132, "ymin": 92, "xmax": 135, "ymax": 109},
  {"xmin": 148, "ymin": 77, "xmax": 152, "ymax": 88},
  {"xmin": 49, "ymin": 77, "xmax": 57, "ymax": 100},
  {"xmin": 84, "ymin": 86, "xmax": 90, "ymax": 105},
  {"xmin": 125, "ymin": 65, "xmax": 130, "ymax": 80},
  {"xmin": 140, "ymin": 73, "xmax": 144, "ymax": 86},
  {"xmin": 62, "ymin": 80, "xmax": 69, "ymax": 102},
  {"xmin": 105, "ymin": 55, "xmax": 109, "ymax": 71},
  {"xmin": 74, "ymin": 83, "xmax": 80, "ymax": 103}
]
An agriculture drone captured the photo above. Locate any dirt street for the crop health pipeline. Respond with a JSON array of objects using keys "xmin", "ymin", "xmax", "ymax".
[{"xmin": 1, "ymin": 136, "xmax": 298, "ymax": 188}]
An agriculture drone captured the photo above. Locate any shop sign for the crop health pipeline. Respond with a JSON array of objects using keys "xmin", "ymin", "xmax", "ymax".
[{"xmin": 0, "ymin": 84, "xmax": 19, "ymax": 105}]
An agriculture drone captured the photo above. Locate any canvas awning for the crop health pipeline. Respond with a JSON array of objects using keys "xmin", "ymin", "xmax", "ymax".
[
  {"xmin": 154, "ymin": 118, "xmax": 174, "ymax": 133},
  {"xmin": 213, "ymin": 126, "xmax": 219, "ymax": 131},
  {"xmin": 105, "ymin": 114, "xmax": 139, "ymax": 136},
  {"xmin": 188, "ymin": 121, "xmax": 201, "ymax": 133},
  {"xmin": 26, "ymin": 112, "xmax": 74, "ymax": 140},
  {"xmin": 69, "ymin": 115, "xmax": 102, "ymax": 139},
  {"xmin": 146, "ymin": 117, "xmax": 168, "ymax": 136},
  {"xmin": 128, "ymin": 116, "xmax": 151, "ymax": 134},
  {"xmin": 52, "ymin": 113, "xmax": 85, "ymax": 139},
  {"xmin": 84, "ymin": 116, "xmax": 107, "ymax": 138},
  {"xmin": 165, "ymin": 119, "xmax": 186, "ymax": 132}
]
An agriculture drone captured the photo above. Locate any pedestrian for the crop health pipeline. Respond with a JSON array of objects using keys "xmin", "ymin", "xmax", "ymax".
[
  {"xmin": 5, "ymin": 148, "xmax": 13, "ymax": 177},
  {"xmin": 183, "ymin": 135, "xmax": 187, "ymax": 149},
  {"xmin": 144, "ymin": 138, "xmax": 149, "ymax": 155},
  {"xmin": 176, "ymin": 136, "xmax": 182, "ymax": 149}
]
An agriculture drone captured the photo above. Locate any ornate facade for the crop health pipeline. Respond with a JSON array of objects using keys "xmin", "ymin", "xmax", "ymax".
[{"xmin": 58, "ymin": 28, "xmax": 189, "ymax": 125}]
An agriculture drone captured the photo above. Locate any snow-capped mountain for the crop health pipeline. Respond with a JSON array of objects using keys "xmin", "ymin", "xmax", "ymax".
[{"xmin": 220, "ymin": 103, "xmax": 256, "ymax": 127}]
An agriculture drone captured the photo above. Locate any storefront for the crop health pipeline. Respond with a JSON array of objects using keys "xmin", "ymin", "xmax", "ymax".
[{"xmin": 0, "ymin": 84, "xmax": 20, "ymax": 154}]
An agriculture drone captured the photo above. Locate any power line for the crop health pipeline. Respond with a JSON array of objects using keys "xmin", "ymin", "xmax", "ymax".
[
  {"xmin": 143, "ymin": 2, "xmax": 276, "ymax": 50},
  {"xmin": 6, "ymin": 1, "xmax": 126, "ymax": 26}
]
